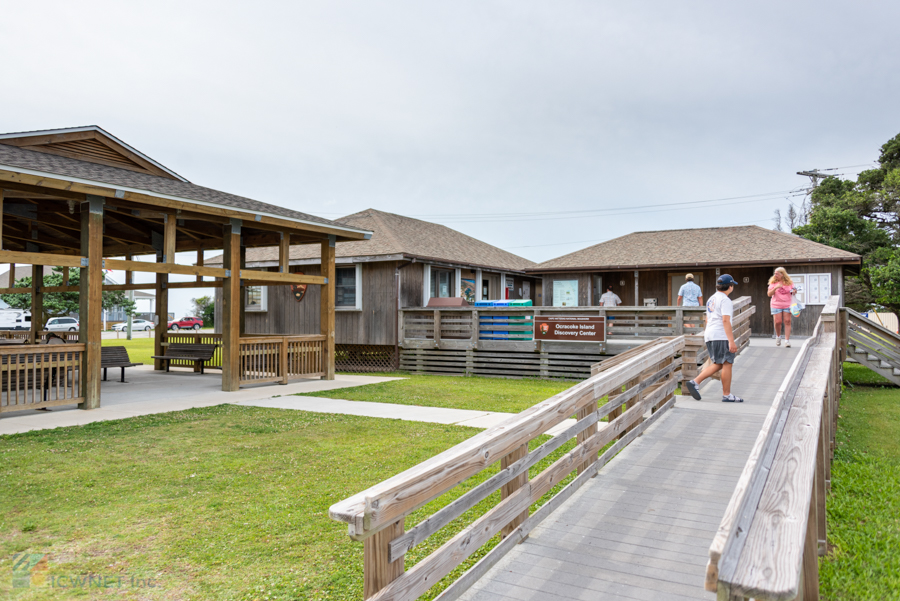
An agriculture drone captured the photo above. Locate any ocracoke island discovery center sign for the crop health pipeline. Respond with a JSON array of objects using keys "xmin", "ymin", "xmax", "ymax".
[{"xmin": 534, "ymin": 316, "xmax": 606, "ymax": 342}]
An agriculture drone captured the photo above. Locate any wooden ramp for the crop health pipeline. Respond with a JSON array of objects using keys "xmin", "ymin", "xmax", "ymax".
[{"xmin": 459, "ymin": 341, "xmax": 799, "ymax": 601}]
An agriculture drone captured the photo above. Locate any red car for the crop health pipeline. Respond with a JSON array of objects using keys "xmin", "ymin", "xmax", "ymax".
[{"xmin": 168, "ymin": 316, "xmax": 204, "ymax": 331}]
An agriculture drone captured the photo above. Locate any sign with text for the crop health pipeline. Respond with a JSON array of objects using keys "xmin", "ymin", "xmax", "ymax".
[{"xmin": 534, "ymin": 315, "xmax": 606, "ymax": 342}]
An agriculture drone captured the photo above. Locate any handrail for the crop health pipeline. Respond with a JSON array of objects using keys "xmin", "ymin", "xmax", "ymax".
[
  {"xmin": 329, "ymin": 336, "xmax": 685, "ymax": 600},
  {"xmin": 708, "ymin": 295, "xmax": 841, "ymax": 600}
]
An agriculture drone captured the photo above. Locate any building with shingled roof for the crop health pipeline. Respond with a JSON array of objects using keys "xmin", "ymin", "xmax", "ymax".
[
  {"xmin": 527, "ymin": 225, "xmax": 861, "ymax": 336},
  {"xmin": 208, "ymin": 209, "xmax": 538, "ymax": 370}
]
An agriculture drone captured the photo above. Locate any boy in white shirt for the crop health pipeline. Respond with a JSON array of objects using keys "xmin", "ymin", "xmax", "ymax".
[{"xmin": 684, "ymin": 274, "xmax": 743, "ymax": 402}]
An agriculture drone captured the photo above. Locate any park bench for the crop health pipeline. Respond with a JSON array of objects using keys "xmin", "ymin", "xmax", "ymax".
[
  {"xmin": 101, "ymin": 346, "xmax": 143, "ymax": 382},
  {"xmin": 151, "ymin": 343, "xmax": 216, "ymax": 374}
]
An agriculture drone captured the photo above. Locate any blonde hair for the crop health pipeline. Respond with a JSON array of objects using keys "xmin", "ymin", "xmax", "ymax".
[{"xmin": 768, "ymin": 267, "xmax": 793, "ymax": 286}]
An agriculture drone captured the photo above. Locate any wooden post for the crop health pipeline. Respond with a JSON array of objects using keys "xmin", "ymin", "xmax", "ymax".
[
  {"xmin": 61, "ymin": 264, "xmax": 68, "ymax": 288},
  {"xmin": 79, "ymin": 195, "xmax": 104, "ymax": 409},
  {"xmin": 675, "ymin": 308, "xmax": 684, "ymax": 335},
  {"xmin": 31, "ymin": 264, "xmax": 43, "ymax": 344},
  {"xmin": 7, "ymin": 263, "xmax": 14, "ymax": 288},
  {"xmin": 320, "ymin": 235, "xmax": 336, "ymax": 380},
  {"xmin": 363, "ymin": 520, "xmax": 404, "ymax": 599},
  {"xmin": 817, "ymin": 407, "xmax": 828, "ymax": 555},
  {"xmin": 0, "ymin": 190, "xmax": 3, "ymax": 250},
  {"xmin": 577, "ymin": 400, "xmax": 599, "ymax": 474},
  {"xmin": 433, "ymin": 310, "xmax": 442, "ymax": 349},
  {"xmin": 279, "ymin": 231, "xmax": 290, "ymax": 273},
  {"xmin": 280, "ymin": 337, "xmax": 289, "ymax": 385},
  {"xmin": 222, "ymin": 220, "xmax": 242, "ymax": 391},
  {"xmin": 239, "ymin": 244, "xmax": 247, "ymax": 336},
  {"xmin": 802, "ymin": 466, "xmax": 821, "ymax": 601},
  {"xmin": 196, "ymin": 249, "xmax": 204, "ymax": 283},
  {"xmin": 154, "ymin": 263, "xmax": 168, "ymax": 369},
  {"xmin": 501, "ymin": 444, "xmax": 529, "ymax": 538}
]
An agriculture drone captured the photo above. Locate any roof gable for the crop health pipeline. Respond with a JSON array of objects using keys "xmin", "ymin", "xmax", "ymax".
[
  {"xmin": 0, "ymin": 126, "xmax": 187, "ymax": 181},
  {"xmin": 530, "ymin": 225, "xmax": 861, "ymax": 271}
]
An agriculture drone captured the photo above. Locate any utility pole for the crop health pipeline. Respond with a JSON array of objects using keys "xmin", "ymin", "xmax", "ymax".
[
  {"xmin": 796, "ymin": 169, "xmax": 831, "ymax": 189},
  {"xmin": 795, "ymin": 169, "xmax": 831, "ymax": 225}
]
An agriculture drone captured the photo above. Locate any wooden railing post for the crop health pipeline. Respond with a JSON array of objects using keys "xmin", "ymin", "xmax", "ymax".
[
  {"xmin": 577, "ymin": 401, "xmax": 598, "ymax": 474},
  {"xmin": 432, "ymin": 310, "xmax": 441, "ymax": 349},
  {"xmin": 364, "ymin": 520, "xmax": 405, "ymax": 599},
  {"xmin": 500, "ymin": 444, "xmax": 529, "ymax": 538},
  {"xmin": 280, "ymin": 337, "xmax": 289, "ymax": 385},
  {"xmin": 674, "ymin": 308, "xmax": 684, "ymax": 336},
  {"xmin": 802, "ymin": 461, "xmax": 821, "ymax": 600}
]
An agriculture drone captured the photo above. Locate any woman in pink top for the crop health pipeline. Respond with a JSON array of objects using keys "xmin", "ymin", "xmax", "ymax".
[{"xmin": 767, "ymin": 267, "xmax": 797, "ymax": 347}]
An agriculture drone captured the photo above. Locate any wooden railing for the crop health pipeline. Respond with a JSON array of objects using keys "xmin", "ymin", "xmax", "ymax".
[
  {"xmin": 0, "ymin": 343, "xmax": 85, "ymax": 413},
  {"xmin": 239, "ymin": 335, "xmax": 325, "ymax": 385},
  {"xmin": 707, "ymin": 296, "xmax": 841, "ymax": 601},
  {"xmin": 329, "ymin": 337, "xmax": 684, "ymax": 600},
  {"xmin": 0, "ymin": 331, "xmax": 81, "ymax": 344},
  {"xmin": 164, "ymin": 332, "xmax": 223, "ymax": 370},
  {"xmin": 681, "ymin": 296, "xmax": 756, "ymax": 387},
  {"xmin": 843, "ymin": 307, "xmax": 900, "ymax": 386},
  {"xmin": 399, "ymin": 304, "xmax": 711, "ymax": 352}
]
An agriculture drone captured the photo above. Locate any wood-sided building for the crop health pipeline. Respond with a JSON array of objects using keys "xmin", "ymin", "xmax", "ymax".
[
  {"xmin": 0, "ymin": 125, "xmax": 371, "ymax": 412},
  {"xmin": 210, "ymin": 209, "xmax": 538, "ymax": 371},
  {"xmin": 528, "ymin": 226, "xmax": 861, "ymax": 337}
]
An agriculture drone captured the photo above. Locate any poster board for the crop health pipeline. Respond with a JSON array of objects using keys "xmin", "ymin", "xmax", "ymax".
[{"xmin": 553, "ymin": 280, "xmax": 578, "ymax": 307}]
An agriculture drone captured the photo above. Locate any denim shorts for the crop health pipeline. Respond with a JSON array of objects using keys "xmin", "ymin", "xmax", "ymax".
[{"xmin": 770, "ymin": 307, "xmax": 791, "ymax": 315}]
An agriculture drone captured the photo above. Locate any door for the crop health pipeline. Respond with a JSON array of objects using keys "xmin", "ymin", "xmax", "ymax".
[{"xmin": 669, "ymin": 273, "xmax": 703, "ymax": 305}]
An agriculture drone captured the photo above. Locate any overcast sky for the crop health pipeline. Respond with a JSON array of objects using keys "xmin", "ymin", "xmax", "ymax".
[{"xmin": 3, "ymin": 0, "xmax": 898, "ymax": 316}]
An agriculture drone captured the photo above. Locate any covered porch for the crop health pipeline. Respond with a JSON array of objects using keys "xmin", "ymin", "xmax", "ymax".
[{"xmin": 0, "ymin": 126, "xmax": 371, "ymax": 413}]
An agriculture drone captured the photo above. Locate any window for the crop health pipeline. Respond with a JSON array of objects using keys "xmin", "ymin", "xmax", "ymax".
[
  {"xmin": 430, "ymin": 268, "xmax": 454, "ymax": 299},
  {"xmin": 245, "ymin": 286, "xmax": 268, "ymax": 311},
  {"xmin": 336, "ymin": 265, "xmax": 362, "ymax": 309},
  {"xmin": 788, "ymin": 273, "xmax": 832, "ymax": 305}
]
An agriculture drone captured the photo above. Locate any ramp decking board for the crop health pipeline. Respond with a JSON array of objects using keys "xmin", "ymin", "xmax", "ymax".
[{"xmin": 459, "ymin": 343, "xmax": 796, "ymax": 601}]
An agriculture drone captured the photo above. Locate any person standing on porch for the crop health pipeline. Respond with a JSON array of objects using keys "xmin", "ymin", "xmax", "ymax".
[
  {"xmin": 677, "ymin": 274, "xmax": 703, "ymax": 307},
  {"xmin": 599, "ymin": 285, "xmax": 622, "ymax": 307},
  {"xmin": 684, "ymin": 274, "xmax": 743, "ymax": 402},
  {"xmin": 767, "ymin": 267, "xmax": 796, "ymax": 347}
]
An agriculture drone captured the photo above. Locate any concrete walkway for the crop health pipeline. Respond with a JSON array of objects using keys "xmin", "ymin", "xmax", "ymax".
[{"xmin": 0, "ymin": 367, "xmax": 404, "ymax": 435}]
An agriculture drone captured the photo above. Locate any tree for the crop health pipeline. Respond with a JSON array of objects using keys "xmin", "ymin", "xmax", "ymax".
[
  {"xmin": 191, "ymin": 295, "xmax": 215, "ymax": 328},
  {"xmin": 0, "ymin": 267, "xmax": 136, "ymax": 327},
  {"xmin": 793, "ymin": 132, "xmax": 900, "ymax": 314}
]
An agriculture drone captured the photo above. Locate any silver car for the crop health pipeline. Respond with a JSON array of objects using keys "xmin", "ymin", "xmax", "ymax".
[
  {"xmin": 112, "ymin": 319, "xmax": 155, "ymax": 332},
  {"xmin": 45, "ymin": 317, "xmax": 79, "ymax": 332}
]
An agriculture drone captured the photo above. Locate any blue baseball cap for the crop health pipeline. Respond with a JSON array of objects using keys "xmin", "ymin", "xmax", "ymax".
[{"xmin": 717, "ymin": 274, "xmax": 738, "ymax": 287}]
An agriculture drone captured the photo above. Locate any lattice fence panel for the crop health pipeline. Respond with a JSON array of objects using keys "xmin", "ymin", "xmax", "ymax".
[{"xmin": 335, "ymin": 344, "xmax": 398, "ymax": 373}]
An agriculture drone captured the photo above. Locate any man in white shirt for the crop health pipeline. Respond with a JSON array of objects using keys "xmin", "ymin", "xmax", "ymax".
[
  {"xmin": 599, "ymin": 285, "xmax": 622, "ymax": 307},
  {"xmin": 677, "ymin": 274, "xmax": 703, "ymax": 307},
  {"xmin": 684, "ymin": 274, "xmax": 743, "ymax": 402}
]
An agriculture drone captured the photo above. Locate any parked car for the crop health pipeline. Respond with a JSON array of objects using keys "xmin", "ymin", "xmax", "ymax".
[
  {"xmin": 168, "ymin": 316, "xmax": 203, "ymax": 331},
  {"xmin": 46, "ymin": 317, "xmax": 79, "ymax": 331},
  {"xmin": 112, "ymin": 319, "xmax": 155, "ymax": 332}
]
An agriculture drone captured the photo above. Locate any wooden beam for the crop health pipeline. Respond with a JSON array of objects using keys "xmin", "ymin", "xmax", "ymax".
[
  {"xmin": 7, "ymin": 262, "xmax": 14, "ymax": 288},
  {"xmin": 0, "ymin": 250, "xmax": 85, "ymax": 268},
  {"xmin": 238, "ymin": 269, "xmax": 327, "ymax": 285},
  {"xmin": 222, "ymin": 221, "xmax": 242, "ymax": 391},
  {"xmin": 196, "ymin": 249, "xmax": 204, "ymax": 283},
  {"xmin": 164, "ymin": 213, "xmax": 177, "ymax": 264},
  {"xmin": 30, "ymin": 264, "xmax": 43, "ymax": 344},
  {"xmin": 167, "ymin": 280, "xmax": 222, "ymax": 290},
  {"xmin": 321, "ymin": 235, "xmax": 336, "ymax": 380},
  {"xmin": 153, "ymin": 258, "xmax": 168, "ymax": 370},
  {"xmin": 104, "ymin": 259, "xmax": 226, "ymax": 278},
  {"xmin": 279, "ymin": 231, "xmax": 290, "ymax": 273},
  {"xmin": 0, "ymin": 189, "xmax": 4, "ymax": 250},
  {"xmin": 79, "ymin": 196, "xmax": 104, "ymax": 410}
]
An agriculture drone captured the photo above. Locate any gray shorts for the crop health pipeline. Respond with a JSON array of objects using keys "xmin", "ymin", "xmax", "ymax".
[{"xmin": 706, "ymin": 340, "xmax": 735, "ymax": 364}]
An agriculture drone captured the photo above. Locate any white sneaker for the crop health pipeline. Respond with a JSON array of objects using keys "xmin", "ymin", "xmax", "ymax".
[
  {"xmin": 775, "ymin": 337, "xmax": 781, "ymax": 346},
  {"xmin": 785, "ymin": 340, "xmax": 791, "ymax": 347}
]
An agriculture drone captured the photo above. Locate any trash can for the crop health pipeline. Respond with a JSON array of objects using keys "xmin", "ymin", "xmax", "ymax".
[
  {"xmin": 508, "ymin": 299, "xmax": 533, "ymax": 340},
  {"xmin": 475, "ymin": 300, "xmax": 495, "ymax": 340}
]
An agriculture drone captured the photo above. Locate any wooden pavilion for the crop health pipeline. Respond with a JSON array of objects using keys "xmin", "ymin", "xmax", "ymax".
[{"xmin": 0, "ymin": 126, "xmax": 371, "ymax": 413}]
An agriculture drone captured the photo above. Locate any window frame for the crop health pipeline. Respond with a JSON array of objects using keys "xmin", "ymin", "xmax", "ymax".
[
  {"xmin": 245, "ymin": 285, "xmax": 268, "ymax": 312},
  {"xmin": 335, "ymin": 264, "xmax": 362, "ymax": 311}
]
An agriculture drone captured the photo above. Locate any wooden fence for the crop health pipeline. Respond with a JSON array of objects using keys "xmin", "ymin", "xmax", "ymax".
[
  {"xmin": 329, "ymin": 337, "xmax": 684, "ymax": 600},
  {"xmin": 238, "ymin": 335, "xmax": 325, "ymax": 385},
  {"xmin": 0, "ymin": 331, "xmax": 81, "ymax": 344},
  {"xmin": 0, "ymin": 343, "xmax": 85, "ymax": 413},
  {"xmin": 707, "ymin": 296, "xmax": 841, "ymax": 601}
]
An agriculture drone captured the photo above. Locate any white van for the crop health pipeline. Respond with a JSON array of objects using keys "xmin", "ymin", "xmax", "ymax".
[{"xmin": 0, "ymin": 309, "xmax": 31, "ymax": 330}]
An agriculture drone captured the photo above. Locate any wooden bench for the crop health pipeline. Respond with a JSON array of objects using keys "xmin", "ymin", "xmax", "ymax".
[
  {"xmin": 151, "ymin": 343, "xmax": 216, "ymax": 374},
  {"xmin": 101, "ymin": 346, "xmax": 143, "ymax": 382}
]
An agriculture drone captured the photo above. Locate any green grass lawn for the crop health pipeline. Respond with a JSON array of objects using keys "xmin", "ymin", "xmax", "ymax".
[
  {"xmin": 101, "ymin": 337, "xmax": 156, "ymax": 366},
  {"xmin": 819, "ymin": 365, "xmax": 900, "ymax": 600},
  {"xmin": 843, "ymin": 361, "xmax": 896, "ymax": 387},
  {"xmin": 306, "ymin": 372, "xmax": 574, "ymax": 414},
  {"xmin": 0, "ymin": 405, "xmax": 578, "ymax": 600}
]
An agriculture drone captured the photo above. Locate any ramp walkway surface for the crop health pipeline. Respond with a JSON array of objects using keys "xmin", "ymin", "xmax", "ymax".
[{"xmin": 459, "ymin": 338, "xmax": 800, "ymax": 601}]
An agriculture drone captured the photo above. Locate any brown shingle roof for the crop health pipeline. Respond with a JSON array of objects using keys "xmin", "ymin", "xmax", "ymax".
[
  {"xmin": 529, "ymin": 226, "xmax": 861, "ymax": 272},
  {"xmin": 0, "ymin": 142, "xmax": 368, "ymax": 235},
  {"xmin": 209, "ymin": 209, "xmax": 536, "ymax": 272}
]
